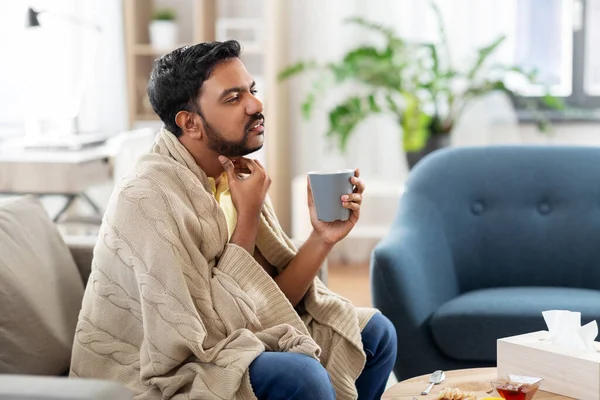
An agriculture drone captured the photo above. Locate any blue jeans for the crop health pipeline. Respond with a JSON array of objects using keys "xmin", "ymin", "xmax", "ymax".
[{"xmin": 249, "ymin": 313, "xmax": 397, "ymax": 399}]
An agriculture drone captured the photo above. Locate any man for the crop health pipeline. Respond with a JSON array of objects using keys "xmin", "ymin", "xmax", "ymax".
[{"xmin": 70, "ymin": 40, "xmax": 397, "ymax": 400}]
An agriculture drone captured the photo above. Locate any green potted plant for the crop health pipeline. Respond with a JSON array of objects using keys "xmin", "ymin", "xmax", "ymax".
[
  {"xmin": 149, "ymin": 8, "xmax": 178, "ymax": 51},
  {"xmin": 279, "ymin": 1, "xmax": 563, "ymax": 169}
]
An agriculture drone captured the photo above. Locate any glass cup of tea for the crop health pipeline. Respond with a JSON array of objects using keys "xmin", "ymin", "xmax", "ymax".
[{"xmin": 490, "ymin": 375, "xmax": 544, "ymax": 400}]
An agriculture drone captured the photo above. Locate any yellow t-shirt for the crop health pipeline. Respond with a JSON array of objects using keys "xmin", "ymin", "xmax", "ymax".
[{"xmin": 207, "ymin": 173, "xmax": 237, "ymax": 239}]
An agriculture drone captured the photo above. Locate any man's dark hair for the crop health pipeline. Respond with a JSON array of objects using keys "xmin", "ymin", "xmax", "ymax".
[{"xmin": 147, "ymin": 40, "xmax": 242, "ymax": 137}]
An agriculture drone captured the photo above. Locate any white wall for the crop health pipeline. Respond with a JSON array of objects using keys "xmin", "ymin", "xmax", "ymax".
[
  {"xmin": 83, "ymin": 0, "xmax": 128, "ymax": 136},
  {"xmin": 514, "ymin": 123, "xmax": 600, "ymax": 145},
  {"xmin": 0, "ymin": 0, "xmax": 127, "ymax": 137}
]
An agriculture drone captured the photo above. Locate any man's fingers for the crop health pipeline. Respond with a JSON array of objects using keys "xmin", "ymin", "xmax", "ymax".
[
  {"xmin": 341, "ymin": 193, "xmax": 362, "ymax": 204},
  {"xmin": 342, "ymin": 201, "xmax": 360, "ymax": 212},
  {"xmin": 351, "ymin": 177, "xmax": 365, "ymax": 194},
  {"xmin": 235, "ymin": 157, "xmax": 257, "ymax": 173},
  {"xmin": 234, "ymin": 167, "xmax": 252, "ymax": 174},
  {"xmin": 218, "ymin": 155, "xmax": 233, "ymax": 170},
  {"xmin": 235, "ymin": 157, "xmax": 257, "ymax": 174},
  {"xmin": 253, "ymin": 159, "xmax": 266, "ymax": 171},
  {"xmin": 306, "ymin": 177, "xmax": 314, "ymax": 207},
  {"xmin": 218, "ymin": 156, "xmax": 237, "ymax": 180}
]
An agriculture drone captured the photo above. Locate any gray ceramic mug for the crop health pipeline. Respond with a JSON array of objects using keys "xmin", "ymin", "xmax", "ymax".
[{"xmin": 308, "ymin": 169, "xmax": 355, "ymax": 222}]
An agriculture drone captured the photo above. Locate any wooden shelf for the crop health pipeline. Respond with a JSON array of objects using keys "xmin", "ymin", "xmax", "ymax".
[
  {"xmin": 135, "ymin": 113, "xmax": 159, "ymax": 121},
  {"xmin": 122, "ymin": 0, "xmax": 291, "ymax": 232},
  {"xmin": 123, "ymin": 0, "xmax": 216, "ymax": 128},
  {"xmin": 239, "ymin": 45, "xmax": 264, "ymax": 56}
]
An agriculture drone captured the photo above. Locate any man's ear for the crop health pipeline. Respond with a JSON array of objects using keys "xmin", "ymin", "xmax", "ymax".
[{"xmin": 175, "ymin": 111, "xmax": 203, "ymax": 139}]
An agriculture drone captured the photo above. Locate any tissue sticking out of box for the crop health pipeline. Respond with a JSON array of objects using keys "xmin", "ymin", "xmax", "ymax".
[{"xmin": 542, "ymin": 310, "xmax": 598, "ymax": 352}]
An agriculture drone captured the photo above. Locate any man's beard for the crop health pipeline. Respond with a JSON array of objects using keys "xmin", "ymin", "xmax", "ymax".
[{"xmin": 202, "ymin": 114, "xmax": 264, "ymax": 157}]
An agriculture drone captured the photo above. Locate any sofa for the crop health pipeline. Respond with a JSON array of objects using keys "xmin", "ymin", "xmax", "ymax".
[
  {"xmin": 371, "ymin": 146, "xmax": 600, "ymax": 380},
  {"xmin": 0, "ymin": 195, "xmax": 328, "ymax": 398},
  {"xmin": 0, "ymin": 196, "xmax": 132, "ymax": 399}
]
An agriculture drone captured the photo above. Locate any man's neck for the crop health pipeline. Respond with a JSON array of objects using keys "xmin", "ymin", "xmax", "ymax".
[{"xmin": 178, "ymin": 136, "xmax": 224, "ymax": 182}]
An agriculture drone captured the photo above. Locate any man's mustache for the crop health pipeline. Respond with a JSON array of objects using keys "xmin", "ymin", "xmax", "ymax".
[{"xmin": 245, "ymin": 113, "xmax": 265, "ymax": 132}]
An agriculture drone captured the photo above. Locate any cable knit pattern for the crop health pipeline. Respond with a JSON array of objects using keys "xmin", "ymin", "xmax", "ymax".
[{"xmin": 69, "ymin": 128, "xmax": 377, "ymax": 399}]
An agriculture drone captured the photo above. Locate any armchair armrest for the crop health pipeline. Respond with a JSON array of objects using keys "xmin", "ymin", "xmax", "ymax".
[
  {"xmin": 371, "ymin": 193, "xmax": 459, "ymax": 378},
  {"xmin": 63, "ymin": 234, "xmax": 97, "ymax": 284},
  {"xmin": 0, "ymin": 375, "xmax": 132, "ymax": 400}
]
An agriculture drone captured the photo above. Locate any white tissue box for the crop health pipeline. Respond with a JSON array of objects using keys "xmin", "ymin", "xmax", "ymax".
[{"xmin": 497, "ymin": 331, "xmax": 600, "ymax": 399}]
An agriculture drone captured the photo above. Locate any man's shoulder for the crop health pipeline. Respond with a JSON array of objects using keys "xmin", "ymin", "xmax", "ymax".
[
  {"xmin": 120, "ymin": 153, "xmax": 188, "ymax": 184},
  {"xmin": 114, "ymin": 153, "xmax": 203, "ymax": 202}
]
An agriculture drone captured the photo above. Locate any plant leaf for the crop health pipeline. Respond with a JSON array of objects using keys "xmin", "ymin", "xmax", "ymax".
[
  {"xmin": 502, "ymin": 65, "xmax": 540, "ymax": 82},
  {"xmin": 325, "ymin": 46, "xmax": 403, "ymax": 89},
  {"xmin": 278, "ymin": 61, "xmax": 318, "ymax": 80},
  {"xmin": 467, "ymin": 35, "xmax": 506, "ymax": 80},
  {"xmin": 344, "ymin": 17, "xmax": 403, "ymax": 46},
  {"xmin": 326, "ymin": 95, "xmax": 382, "ymax": 152},
  {"xmin": 368, "ymin": 94, "xmax": 381, "ymax": 112},
  {"xmin": 401, "ymin": 92, "xmax": 431, "ymax": 151},
  {"xmin": 385, "ymin": 94, "xmax": 401, "ymax": 115},
  {"xmin": 301, "ymin": 93, "xmax": 315, "ymax": 119},
  {"xmin": 297, "ymin": 74, "xmax": 333, "ymax": 120},
  {"xmin": 425, "ymin": 43, "xmax": 439, "ymax": 75},
  {"xmin": 542, "ymin": 94, "xmax": 565, "ymax": 110},
  {"xmin": 521, "ymin": 98, "xmax": 553, "ymax": 135},
  {"xmin": 428, "ymin": 0, "xmax": 452, "ymax": 68},
  {"xmin": 345, "ymin": 17, "xmax": 406, "ymax": 67}
]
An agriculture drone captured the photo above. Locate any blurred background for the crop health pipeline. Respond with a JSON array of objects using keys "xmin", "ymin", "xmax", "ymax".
[{"xmin": 1, "ymin": 0, "xmax": 599, "ymax": 305}]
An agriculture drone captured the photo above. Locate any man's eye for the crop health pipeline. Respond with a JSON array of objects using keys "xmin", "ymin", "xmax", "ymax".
[
  {"xmin": 226, "ymin": 96, "xmax": 239, "ymax": 103},
  {"xmin": 250, "ymin": 89, "xmax": 258, "ymax": 95}
]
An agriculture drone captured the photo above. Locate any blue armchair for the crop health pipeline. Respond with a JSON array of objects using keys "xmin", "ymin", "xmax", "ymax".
[{"xmin": 371, "ymin": 146, "xmax": 600, "ymax": 380}]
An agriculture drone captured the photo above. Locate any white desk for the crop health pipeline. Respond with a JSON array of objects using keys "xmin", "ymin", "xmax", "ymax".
[{"xmin": 0, "ymin": 142, "xmax": 112, "ymax": 222}]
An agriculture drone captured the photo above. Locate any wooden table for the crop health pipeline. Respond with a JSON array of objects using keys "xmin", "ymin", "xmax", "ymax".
[
  {"xmin": 383, "ymin": 367, "xmax": 573, "ymax": 399},
  {"xmin": 0, "ymin": 143, "xmax": 111, "ymax": 222}
]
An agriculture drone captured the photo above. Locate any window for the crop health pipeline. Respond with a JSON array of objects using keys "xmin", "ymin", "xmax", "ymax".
[
  {"xmin": 513, "ymin": 0, "xmax": 572, "ymax": 97},
  {"xmin": 370, "ymin": 0, "xmax": 600, "ymax": 111},
  {"xmin": 584, "ymin": 0, "xmax": 600, "ymax": 98},
  {"xmin": 496, "ymin": 0, "xmax": 599, "ymax": 108}
]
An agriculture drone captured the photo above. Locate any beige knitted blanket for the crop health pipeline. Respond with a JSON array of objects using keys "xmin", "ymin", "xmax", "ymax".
[{"xmin": 70, "ymin": 129, "xmax": 377, "ymax": 399}]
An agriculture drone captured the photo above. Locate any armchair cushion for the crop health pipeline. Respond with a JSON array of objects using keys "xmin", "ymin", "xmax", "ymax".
[
  {"xmin": 0, "ymin": 196, "xmax": 84, "ymax": 375},
  {"xmin": 430, "ymin": 287, "xmax": 600, "ymax": 361}
]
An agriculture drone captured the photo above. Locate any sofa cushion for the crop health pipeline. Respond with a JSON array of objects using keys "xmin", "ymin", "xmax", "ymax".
[
  {"xmin": 0, "ymin": 196, "xmax": 84, "ymax": 375},
  {"xmin": 430, "ymin": 287, "xmax": 600, "ymax": 362},
  {"xmin": 0, "ymin": 375, "xmax": 133, "ymax": 400}
]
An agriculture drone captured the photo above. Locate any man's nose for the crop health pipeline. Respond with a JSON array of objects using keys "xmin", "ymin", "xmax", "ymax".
[{"xmin": 247, "ymin": 95, "xmax": 263, "ymax": 115}]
